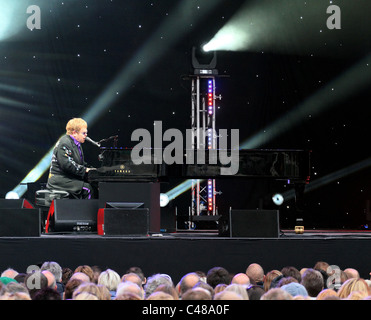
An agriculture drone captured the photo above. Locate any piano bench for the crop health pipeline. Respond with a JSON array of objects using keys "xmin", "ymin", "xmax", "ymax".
[{"xmin": 35, "ymin": 189, "xmax": 70, "ymax": 207}]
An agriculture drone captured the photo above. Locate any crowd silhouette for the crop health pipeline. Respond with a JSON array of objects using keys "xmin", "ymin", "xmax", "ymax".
[{"xmin": 0, "ymin": 260, "xmax": 370, "ymax": 300}]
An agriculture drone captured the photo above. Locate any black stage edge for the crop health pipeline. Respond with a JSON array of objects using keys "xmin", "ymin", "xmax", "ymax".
[{"xmin": 1, "ymin": 230, "xmax": 371, "ymax": 283}]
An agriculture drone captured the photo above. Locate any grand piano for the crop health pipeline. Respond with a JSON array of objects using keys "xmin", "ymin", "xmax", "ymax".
[
  {"xmin": 88, "ymin": 147, "xmax": 310, "ymax": 233},
  {"xmin": 88, "ymin": 148, "xmax": 311, "ymax": 183}
]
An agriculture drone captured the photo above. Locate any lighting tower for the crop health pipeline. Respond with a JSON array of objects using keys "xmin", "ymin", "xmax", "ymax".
[{"xmin": 189, "ymin": 47, "xmax": 221, "ymax": 228}]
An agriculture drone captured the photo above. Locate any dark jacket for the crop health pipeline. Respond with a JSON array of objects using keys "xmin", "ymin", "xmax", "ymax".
[{"xmin": 46, "ymin": 134, "xmax": 89, "ymax": 197}]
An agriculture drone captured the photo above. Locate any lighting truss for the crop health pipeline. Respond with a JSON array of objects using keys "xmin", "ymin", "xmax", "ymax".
[{"xmin": 190, "ymin": 75, "xmax": 218, "ymax": 218}]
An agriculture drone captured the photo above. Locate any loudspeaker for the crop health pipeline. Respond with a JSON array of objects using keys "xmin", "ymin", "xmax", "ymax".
[
  {"xmin": 227, "ymin": 209, "xmax": 280, "ymax": 238},
  {"xmin": 97, "ymin": 208, "xmax": 149, "ymax": 236},
  {"xmin": 0, "ymin": 209, "xmax": 40, "ymax": 237},
  {"xmin": 0, "ymin": 199, "xmax": 34, "ymax": 209},
  {"xmin": 160, "ymin": 207, "xmax": 176, "ymax": 233},
  {"xmin": 46, "ymin": 199, "xmax": 99, "ymax": 233},
  {"xmin": 98, "ymin": 182, "xmax": 160, "ymax": 232}
]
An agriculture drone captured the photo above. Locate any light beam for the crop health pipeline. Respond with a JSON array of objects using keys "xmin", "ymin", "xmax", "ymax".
[
  {"xmin": 282, "ymin": 157, "xmax": 371, "ymax": 202},
  {"xmin": 241, "ymin": 53, "xmax": 371, "ymax": 148},
  {"xmin": 10, "ymin": 0, "xmax": 224, "ymax": 197},
  {"xmin": 0, "ymin": 1, "xmax": 25, "ymax": 41}
]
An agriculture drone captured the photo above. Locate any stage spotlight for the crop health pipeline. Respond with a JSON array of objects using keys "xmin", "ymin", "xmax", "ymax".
[
  {"xmin": 203, "ymin": 1, "xmax": 371, "ymax": 57},
  {"xmin": 5, "ymin": 191, "xmax": 19, "ymax": 199},
  {"xmin": 192, "ymin": 46, "xmax": 218, "ymax": 75},
  {"xmin": 160, "ymin": 193, "xmax": 170, "ymax": 208},
  {"xmin": 272, "ymin": 193, "xmax": 284, "ymax": 206}
]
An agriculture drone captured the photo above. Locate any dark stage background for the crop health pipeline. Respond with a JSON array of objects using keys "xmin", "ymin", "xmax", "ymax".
[{"xmin": 0, "ymin": 0, "xmax": 370, "ymax": 230}]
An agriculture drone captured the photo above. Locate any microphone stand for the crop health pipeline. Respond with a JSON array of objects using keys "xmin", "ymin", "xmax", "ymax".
[{"xmin": 98, "ymin": 135, "xmax": 119, "ymax": 147}]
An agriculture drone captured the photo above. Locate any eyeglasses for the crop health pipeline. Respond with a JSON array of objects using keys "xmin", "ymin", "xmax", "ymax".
[{"xmin": 80, "ymin": 131, "xmax": 88, "ymax": 136}]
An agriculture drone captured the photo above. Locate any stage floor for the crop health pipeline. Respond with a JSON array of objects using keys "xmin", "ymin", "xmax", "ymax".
[{"xmin": 1, "ymin": 229, "xmax": 371, "ymax": 284}]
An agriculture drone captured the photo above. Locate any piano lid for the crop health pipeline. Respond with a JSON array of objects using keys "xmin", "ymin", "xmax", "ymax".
[{"xmin": 89, "ymin": 148, "xmax": 310, "ymax": 183}]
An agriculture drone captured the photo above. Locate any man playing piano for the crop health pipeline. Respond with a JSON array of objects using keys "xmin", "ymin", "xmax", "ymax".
[{"xmin": 46, "ymin": 118, "xmax": 95, "ymax": 199}]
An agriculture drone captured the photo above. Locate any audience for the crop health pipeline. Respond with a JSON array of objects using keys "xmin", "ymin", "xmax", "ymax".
[
  {"xmin": 223, "ymin": 283, "xmax": 249, "ymax": 300},
  {"xmin": 181, "ymin": 287, "xmax": 212, "ymax": 300},
  {"xmin": 206, "ymin": 267, "xmax": 231, "ymax": 288},
  {"xmin": 337, "ymin": 278, "xmax": 371, "ymax": 299},
  {"xmin": 300, "ymin": 268, "xmax": 324, "ymax": 298},
  {"xmin": 178, "ymin": 272, "xmax": 200, "ymax": 297},
  {"xmin": 263, "ymin": 270, "xmax": 282, "ymax": 291},
  {"xmin": 40, "ymin": 261, "xmax": 64, "ymax": 296},
  {"xmin": 245, "ymin": 263, "xmax": 265, "ymax": 287},
  {"xmin": 281, "ymin": 282, "xmax": 308, "ymax": 298},
  {"xmin": 246, "ymin": 284, "xmax": 265, "ymax": 300},
  {"xmin": 231, "ymin": 273, "xmax": 250, "ymax": 286},
  {"xmin": 0, "ymin": 260, "xmax": 370, "ymax": 300},
  {"xmin": 316, "ymin": 288, "xmax": 338, "ymax": 300},
  {"xmin": 144, "ymin": 273, "xmax": 173, "ymax": 299},
  {"xmin": 260, "ymin": 288, "xmax": 293, "ymax": 300},
  {"xmin": 97, "ymin": 269, "xmax": 121, "ymax": 299},
  {"xmin": 344, "ymin": 268, "xmax": 360, "ymax": 279},
  {"xmin": 116, "ymin": 281, "xmax": 144, "ymax": 300},
  {"xmin": 63, "ymin": 278, "xmax": 82, "ymax": 300}
]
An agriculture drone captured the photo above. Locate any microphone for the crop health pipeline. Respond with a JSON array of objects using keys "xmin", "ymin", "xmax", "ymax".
[{"xmin": 85, "ymin": 136, "xmax": 101, "ymax": 148}]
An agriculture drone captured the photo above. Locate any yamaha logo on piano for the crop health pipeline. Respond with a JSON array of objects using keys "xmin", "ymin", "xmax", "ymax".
[{"xmin": 115, "ymin": 164, "xmax": 131, "ymax": 174}]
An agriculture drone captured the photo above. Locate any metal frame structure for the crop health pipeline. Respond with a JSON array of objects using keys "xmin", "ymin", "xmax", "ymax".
[
  {"xmin": 186, "ymin": 47, "xmax": 221, "ymax": 229},
  {"xmin": 190, "ymin": 76, "xmax": 218, "ymax": 219}
]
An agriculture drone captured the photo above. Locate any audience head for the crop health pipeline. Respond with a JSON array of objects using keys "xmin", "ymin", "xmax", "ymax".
[
  {"xmin": 281, "ymin": 282, "xmax": 308, "ymax": 298},
  {"xmin": 281, "ymin": 266, "xmax": 301, "ymax": 283},
  {"xmin": 1, "ymin": 268, "xmax": 19, "ymax": 279},
  {"xmin": 260, "ymin": 288, "xmax": 293, "ymax": 300},
  {"xmin": 337, "ymin": 278, "xmax": 370, "ymax": 299},
  {"xmin": 70, "ymin": 272, "xmax": 90, "ymax": 283},
  {"xmin": 206, "ymin": 267, "xmax": 230, "ymax": 288},
  {"xmin": 41, "ymin": 261, "xmax": 63, "ymax": 283},
  {"xmin": 98, "ymin": 269, "xmax": 120, "ymax": 292},
  {"xmin": 179, "ymin": 272, "xmax": 200, "ymax": 297},
  {"xmin": 223, "ymin": 284, "xmax": 249, "ymax": 300},
  {"xmin": 74, "ymin": 265, "xmax": 94, "ymax": 282},
  {"xmin": 181, "ymin": 287, "xmax": 212, "ymax": 300},
  {"xmin": 344, "ymin": 268, "xmax": 360, "ymax": 279},
  {"xmin": 126, "ymin": 266, "xmax": 146, "ymax": 285},
  {"xmin": 300, "ymin": 268, "xmax": 324, "ymax": 298},
  {"xmin": 42, "ymin": 270, "xmax": 57, "ymax": 289},
  {"xmin": 246, "ymin": 285, "xmax": 265, "ymax": 300},
  {"xmin": 245, "ymin": 263, "xmax": 264, "ymax": 284},
  {"xmin": 144, "ymin": 273, "xmax": 173, "ymax": 298},
  {"xmin": 122, "ymin": 272, "xmax": 144, "ymax": 288},
  {"xmin": 231, "ymin": 273, "xmax": 250, "ymax": 285},
  {"xmin": 116, "ymin": 281, "xmax": 144, "ymax": 300}
]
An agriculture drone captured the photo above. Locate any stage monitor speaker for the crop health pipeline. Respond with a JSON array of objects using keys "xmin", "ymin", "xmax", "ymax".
[
  {"xmin": 97, "ymin": 208, "xmax": 149, "ymax": 236},
  {"xmin": 228, "ymin": 209, "xmax": 280, "ymax": 238},
  {"xmin": 0, "ymin": 209, "xmax": 40, "ymax": 237},
  {"xmin": 0, "ymin": 199, "xmax": 34, "ymax": 209},
  {"xmin": 98, "ymin": 182, "xmax": 160, "ymax": 233},
  {"xmin": 47, "ymin": 199, "xmax": 99, "ymax": 233}
]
